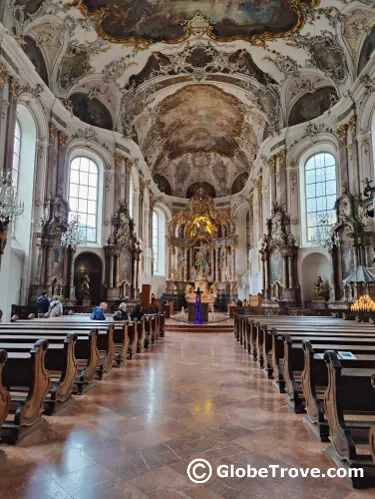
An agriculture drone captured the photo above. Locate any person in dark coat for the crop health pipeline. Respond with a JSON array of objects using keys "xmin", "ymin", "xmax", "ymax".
[
  {"xmin": 37, "ymin": 291, "xmax": 50, "ymax": 318},
  {"xmin": 236, "ymin": 299, "xmax": 243, "ymax": 307},
  {"xmin": 113, "ymin": 302, "xmax": 128, "ymax": 321},
  {"xmin": 90, "ymin": 302, "xmax": 108, "ymax": 320},
  {"xmin": 130, "ymin": 304, "xmax": 144, "ymax": 321}
]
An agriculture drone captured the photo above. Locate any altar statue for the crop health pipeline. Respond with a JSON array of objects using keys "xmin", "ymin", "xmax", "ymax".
[
  {"xmin": 80, "ymin": 271, "xmax": 90, "ymax": 296},
  {"xmin": 314, "ymin": 276, "xmax": 326, "ymax": 299}
]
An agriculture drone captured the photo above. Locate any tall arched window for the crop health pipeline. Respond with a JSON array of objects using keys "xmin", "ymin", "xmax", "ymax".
[
  {"xmin": 12, "ymin": 119, "xmax": 22, "ymax": 191},
  {"xmin": 152, "ymin": 208, "xmax": 166, "ymax": 276},
  {"xmin": 304, "ymin": 152, "xmax": 337, "ymax": 243},
  {"xmin": 68, "ymin": 156, "xmax": 99, "ymax": 244}
]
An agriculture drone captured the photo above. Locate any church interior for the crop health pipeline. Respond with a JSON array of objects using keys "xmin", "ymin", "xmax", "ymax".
[{"xmin": 3, "ymin": 0, "xmax": 375, "ymax": 497}]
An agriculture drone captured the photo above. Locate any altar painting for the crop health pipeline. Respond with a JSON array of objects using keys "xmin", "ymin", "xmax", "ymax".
[
  {"xmin": 341, "ymin": 242, "xmax": 355, "ymax": 280},
  {"xmin": 270, "ymin": 248, "xmax": 283, "ymax": 286},
  {"xmin": 120, "ymin": 249, "xmax": 132, "ymax": 282}
]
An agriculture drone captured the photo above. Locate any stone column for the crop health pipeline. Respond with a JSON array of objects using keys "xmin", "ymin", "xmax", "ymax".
[
  {"xmin": 231, "ymin": 245, "xmax": 236, "ymax": 281},
  {"xmin": 288, "ymin": 254, "xmax": 295, "ymax": 289},
  {"xmin": 277, "ymin": 150, "xmax": 287, "ymax": 207},
  {"xmin": 125, "ymin": 159, "xmax": 132, "ymax": 206},
  {"xmin": 215, "ymin": 247, "xmax": 219, "ymax": 281},
  {"xmin": 257, "ymin": 176, "xmax": 263, "ymax": 237},
  {"xmin": 56, "ymin": 131, "xmax": 69, "ymax": 196},
  {"xmin": 114, "ymin": 152, "xmax": 124, "ymax": 207},
  {"xmin": 109, "ymin": 255, "xmax": 114, "ymax": 288},
  {"xmin": 329, "ymin": 248, "xmax": 336, "ymax": 301},
  {"xmin": 268, "ymin": 156, "xmax": 277, "ymax": 201},
  {"xmin": 3, "ymin": 76, "xmax": 19, "ymax": 175},
  {"xmin": 336, "ymin": 125, "xmax": 349, "ymax": 193},
  {"xmin": 248, "ymin": 196, "xmax": 254, "ymax": 248},
  {"xmin": 282, "ymin": 253, "xmax": 288, "ymax": 288},
  {"xmin": 69, "ymin": 247, "xmax": 76, "ymax": 299},
  {"xmin": 184, "ymin": 248, "xmax": 188, "ymax": 281},
  {"xmin": 115, "ymin": 253, "xmax": 120, "ymax": 287},
  {"xmin": 347, "ymin": 116, "xmax": 360, "ymax": 197},
  {"xmin": 139, "ymin": 180, "xmax": 144, "ymax": 240}
]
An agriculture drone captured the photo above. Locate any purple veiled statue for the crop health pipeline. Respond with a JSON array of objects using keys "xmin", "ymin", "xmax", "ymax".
[{"xmin": 193, "ymin": 288, "xmax": 205, "ymax": 324}]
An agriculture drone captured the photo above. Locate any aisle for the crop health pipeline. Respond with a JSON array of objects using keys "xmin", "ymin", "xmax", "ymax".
[{"xmin": 0, "ymin": 333, "xmax": 370, "ymax": 498}]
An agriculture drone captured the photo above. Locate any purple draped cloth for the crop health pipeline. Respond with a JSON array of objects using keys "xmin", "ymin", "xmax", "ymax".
[{"xmin": 193, "ymin": 293, "xmax": 205, "ymax": 324}]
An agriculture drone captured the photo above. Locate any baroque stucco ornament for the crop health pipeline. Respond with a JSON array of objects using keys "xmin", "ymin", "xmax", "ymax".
[{"xmin": 73, "ymin": 1, "xmax": 320, "ymax": 48}]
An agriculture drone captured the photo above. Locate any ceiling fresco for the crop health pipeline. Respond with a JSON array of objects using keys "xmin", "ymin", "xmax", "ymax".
[
  {"xmin": 76, "ymin": 0, "xmax": 317, "ymax": 47},
  {"xmin": 5, "ymin": 0, "xmax": 375, "ymax": 198},
  {"xmin": 156, "ymin": 85, "xmax": 244, "ymax": 158}
]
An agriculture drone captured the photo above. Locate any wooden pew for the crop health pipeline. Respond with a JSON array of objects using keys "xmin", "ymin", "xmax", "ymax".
[
  {"xmin": 281, "ymin": 334, "xmax": 375, "ymax": 413},
  {"xmin": 0, "ymin": 328, "xmax": 99, "ymax": 395},
  {"xmin": 1, "ymin": 339, "xmax": 51, "ymax": 444},
  {"xmin": 323, "ymin": 350, "xmax": 375, "ymax": 488},
  {"xmin": 0, "ymin": 322, "xmax": 116, "ymax": 378},
  {"xmin": 0, "ymin": 333, "xmax": 78, "ymax": 414},
  {"xmin": 0, "ymin": 349, "xmax": 11, "ymax": 432},
  {"xmin": 302, "ymin": 341, "xmax": 375, "ymax": 442}
]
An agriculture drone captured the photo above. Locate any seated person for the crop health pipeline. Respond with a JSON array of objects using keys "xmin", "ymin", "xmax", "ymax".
[
  {"xmin": 48, "ymin": 296, "xmax": 63, "ymax": 317},
  {"xmin": 37, "ymin": 291, "xmax": 50, "ymax": 318},
  {"xmin": 130, "ymin": 304, "xmax": 144, "ymax": 321},
  {"xmin": 90, "ymin": 302, "xmax": 108, "ymax": 320},
  {"xmin": 113, "ymin": 302, "xmax": 128, "ymax": 321},
  {"xmin": 236, "ymin": 299, "xmax": 243, "ymax": 307}
]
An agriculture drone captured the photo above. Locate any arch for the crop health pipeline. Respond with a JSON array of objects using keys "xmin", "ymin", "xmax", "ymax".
[
  {"xmin": 187, "ymin": 182, "xmax": 216, "ymax": 198},
  {"xmin": 70, "ymin": 93, "xmax": 114, "ymax": 131},
  {"xmin": 300, "ymin": 251, "xmax": 330, "ymax": 304},
  {"xmin": 67, "ymin": 148, "xmax": 104, "ymax": 246},
  {"xmin": 22, "ymin": 36, "xmax": 49, "ymax": 86},
  {"xmin": 74, "ymin": 251, "xmax": 103, "ymax": 305},
  {"xmin": 153, "ymin": 173, "xmax": 172, "ymax": 196},
  {"xmin": 357, "ymin": 26, "xmax": 375, "ymax": 76},
  {"xmin": 288, "ymin": 87, "xmax": 338, "ymax": 127},
  {"xmin": 231, "ymin": 172, "xmax": 249, "ymax": 195},
  {"xmin": 299, "ymin": 146, "xmax": 338, "ymax": 247}
]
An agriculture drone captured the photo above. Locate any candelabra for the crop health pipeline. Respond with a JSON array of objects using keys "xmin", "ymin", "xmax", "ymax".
[
  {"xmin": 0, "ymin": 169, "xmax": 24, "ymax": 223},
  {"xmin": 61, "ymin": 214, "xmax": 87, "ymax": 250},
  {"xmin": 311, "ymin": 213, "xmax": 339, "ymax": 249}
]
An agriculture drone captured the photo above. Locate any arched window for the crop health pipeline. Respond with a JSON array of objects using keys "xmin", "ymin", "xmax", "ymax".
[
  {"xmin": 68, "ymin": 156, "xmax": 99, "ymax": 244},
  {"xmin": 152, "ymin": 208, "xmax": 166, "ymax": 276},
  {"xmin": 12, "ymin": 119, "xmax": 22, "ymax": 192},
  {"xmin": 304, "ymin": 152, "xmax": 337, "ymax": 244}
]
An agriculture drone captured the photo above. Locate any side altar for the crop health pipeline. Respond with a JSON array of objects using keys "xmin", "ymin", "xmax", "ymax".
[{"xmin": 165, "ymin": 187, "xmax": 238, "ymax": 311}]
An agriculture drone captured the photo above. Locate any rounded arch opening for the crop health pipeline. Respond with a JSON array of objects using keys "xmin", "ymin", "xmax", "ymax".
[
  {"xmin": 74, "ymin": 252, "xmax": 103, "ymax": 306},
  {"xmin": 301, "ymin": 252, "xmax": 330, "ymax": 305}
]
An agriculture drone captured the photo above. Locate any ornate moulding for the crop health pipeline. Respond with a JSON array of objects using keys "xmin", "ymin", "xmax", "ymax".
[{"xmin": 74, "ymin": 1, "xmax": 320, "ymax": 49}]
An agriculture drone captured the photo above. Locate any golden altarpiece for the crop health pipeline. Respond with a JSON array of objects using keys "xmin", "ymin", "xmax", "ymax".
[{"xmin": 165, "ymin": 188, "xmax": 238, "ymax": 311}]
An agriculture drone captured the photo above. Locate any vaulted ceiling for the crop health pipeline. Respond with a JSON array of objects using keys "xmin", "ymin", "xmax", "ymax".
[{"xmin": 5, "ymin": 0, "xmax": 375, "ymax": 197}]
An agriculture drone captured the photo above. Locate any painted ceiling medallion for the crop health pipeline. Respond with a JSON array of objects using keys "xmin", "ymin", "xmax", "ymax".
[{"xmin": 75, "ymin": 0, "xmax": 319, "ymax": 48}]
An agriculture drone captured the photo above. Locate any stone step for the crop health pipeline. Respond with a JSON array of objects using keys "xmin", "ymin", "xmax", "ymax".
[{"xmin": 166, "ymin": 324, "xmax": 234, "ymax": 333}]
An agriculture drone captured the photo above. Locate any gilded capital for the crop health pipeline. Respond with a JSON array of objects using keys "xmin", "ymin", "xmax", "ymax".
[
  {"xmin": 125, "ymin": 158, "xmax": 133, "ymax": 170},
  {"xmin": 10, "ymin": 77, "xmax": 21, "ymax": 99},
  {"xmin": 248, "ymin": 195, "xmax": 253, "ymax": 208},
  {"xmin": 268, "ymin": 155, "xmax": 277, "ymax": 170},
  {"xmin": 256, "ymin": 176, "xmax": 263, "ymax": 191},
  {"xmin": 336, "ymin": 125, "xmax": 347, "ymax": 142},
  {"xmin": 348, "ymin": 115, "xmax": 357, "ymax": 134},
  {"xmin": 0, "ymin": 63, "xmax": 9, "ymax": 88},
  {"xmin": 114, "ymin": 152, "xmax": 123, "ymax": 168},
  {"xmin": 59, "ymin": 132, "xmax": 69, "ymax": 147},
  {"xmin": 49, "ymin": 123, "xmax": 58, "ymax": 138},
  {"xmin": 276, "ymin": 149, "xmax": 287, "ymax": 164}
]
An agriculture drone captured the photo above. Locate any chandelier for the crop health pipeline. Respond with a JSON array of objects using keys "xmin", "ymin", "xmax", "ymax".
[
  {"xmin": 0, "ymin": 169, "xmax": 24, "ymax": 223},
  {"xmin": 61, "ymin": 214, "xmax": 87, "ymax": 250},
  {"xmin": 311, "ymin": 213, "xmax": 338, "ymax": 249}
]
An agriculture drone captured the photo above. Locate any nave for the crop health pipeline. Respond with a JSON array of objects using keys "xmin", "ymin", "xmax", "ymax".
[{"xmin": 0, "ymin": 332, "xmax": 372, "ymax": 499}]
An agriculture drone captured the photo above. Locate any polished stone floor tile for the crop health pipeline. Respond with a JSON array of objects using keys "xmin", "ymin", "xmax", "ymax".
[{"xmin": 1, "ymin": 332, "xmax": 375, "ymax": 498}]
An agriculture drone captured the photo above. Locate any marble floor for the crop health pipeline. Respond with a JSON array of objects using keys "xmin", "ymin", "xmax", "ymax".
[{"xmin": 0, "ymin": 332, "xmax": 373, "ymax": 498}]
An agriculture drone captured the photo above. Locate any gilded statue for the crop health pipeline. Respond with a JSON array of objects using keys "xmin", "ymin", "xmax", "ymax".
[
  {"xmin": 314, "ymin": 276, "xmax": 326, "ymax": 299},
  {"xmin": 80, "ymin": 271, "xmax": 90, "ymax": 296}
]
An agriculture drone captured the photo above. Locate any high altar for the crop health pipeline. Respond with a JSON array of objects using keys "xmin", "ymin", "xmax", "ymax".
[{"xmin": 166, "ymin": 188, "xmax": 238, "ymax": 310}]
